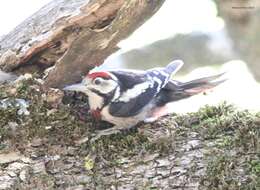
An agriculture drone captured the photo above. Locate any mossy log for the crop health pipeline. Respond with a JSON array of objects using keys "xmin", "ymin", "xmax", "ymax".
[
  {"xmin": 0, "ymin": 77, "xmax": 259, "ymax": 190},
  {"xmin": 0, "ymin": 0, "xmax": 165, "ymax": 88}
]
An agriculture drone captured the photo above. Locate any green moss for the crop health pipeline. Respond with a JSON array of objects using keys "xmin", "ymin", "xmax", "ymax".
[
  {"xmin": 1, "ymin": 77, "xmax": 259, "ymax": 189},
  {"xmin": 174, "ymin": 103, "xmax": 260, "ymax": 190},
  {"xmin": 201, "ymin": 155, "xmax": 241, "ymax": 189},
  {"xmin": 0, "ymin": 78, "xmax": 88, "ymax": 144},
  {"xmin": 216, "ymin": 136, "xmax": 233, "ymax": 148},
  {"xmin": 89, "ymin": 132, "xmax": 149, "ymax": 161},
  {"xmin": 248, "ymin": 160, "xmax": 260, "ymax": 175},
  {"xmin": 201, "ymin": 154, "xmax": 260, "ymax": 190}
]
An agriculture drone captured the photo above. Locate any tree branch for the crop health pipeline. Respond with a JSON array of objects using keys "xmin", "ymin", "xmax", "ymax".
[{"xmin": 0, "ymin": 0, "xmax": 165, "ymax": 88}]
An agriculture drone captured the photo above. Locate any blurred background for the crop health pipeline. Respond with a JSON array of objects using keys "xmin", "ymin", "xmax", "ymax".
[{"xmin": 0, "ymin": 0, "xmax": 260, "ymax": 112}]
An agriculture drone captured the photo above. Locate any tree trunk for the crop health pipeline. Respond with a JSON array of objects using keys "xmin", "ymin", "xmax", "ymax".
[{"xmin": 0, "ymin": 0, "xmax": 165, "ymax": 88}]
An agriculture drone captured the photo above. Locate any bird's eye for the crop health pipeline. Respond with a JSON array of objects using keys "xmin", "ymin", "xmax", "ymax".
[{"xmin": 93, "ymin": 78, "xmax": 102, "ymax": 85}]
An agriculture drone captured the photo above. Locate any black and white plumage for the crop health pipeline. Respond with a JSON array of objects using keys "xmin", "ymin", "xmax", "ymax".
[{"xmin": 64, "ymin": 60, "xmax": 224, "ymax": 136}]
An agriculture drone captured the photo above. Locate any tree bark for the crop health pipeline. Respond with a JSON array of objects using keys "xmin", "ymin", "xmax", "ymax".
[{"xmin": 0, "ymin": 0, "xmax": 165, "ymax": 88}]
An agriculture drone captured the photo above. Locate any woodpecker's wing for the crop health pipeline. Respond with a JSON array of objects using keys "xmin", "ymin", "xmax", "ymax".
[
  {"xmin": 156, "ymin": 73, "xmax": 226, "ymax": 106},
  {"xmin": 108, "ymin": 60, "xmax": 183, "ymax": 117}
]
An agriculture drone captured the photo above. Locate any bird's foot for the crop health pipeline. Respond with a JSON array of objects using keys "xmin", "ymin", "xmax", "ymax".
[
  {"xmin": 90, "ymin": 125, "xmax": 138, "ymax": 143},
  {"xmin": 90, "ymin": 127, "xmax": 121, "ymax": 143}
]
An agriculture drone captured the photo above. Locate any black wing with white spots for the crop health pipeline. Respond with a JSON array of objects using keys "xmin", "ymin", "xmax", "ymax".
[{"xmin": 108, "ymin": 60, "xmax": 183, "ymax": 117}]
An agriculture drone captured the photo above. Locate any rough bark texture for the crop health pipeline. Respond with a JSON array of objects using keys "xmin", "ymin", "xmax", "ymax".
[
  {"xmin": 0, "ymin": 0, "xmax": 165, "ymax": 87},
  {"xmin": 0, "ymin": 77, "xmax": 259, "ymax": 189}
]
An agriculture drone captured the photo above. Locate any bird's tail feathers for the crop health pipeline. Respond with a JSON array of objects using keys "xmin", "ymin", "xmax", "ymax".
[{"xmin": 164, "ymin": 72, "xmax": 226, "ymax": 102}]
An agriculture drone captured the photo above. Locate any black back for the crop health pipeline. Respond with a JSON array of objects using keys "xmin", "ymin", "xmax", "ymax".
[{"xmin": 108, "ymin": 61, "xmax": 183, "ymax": 117}]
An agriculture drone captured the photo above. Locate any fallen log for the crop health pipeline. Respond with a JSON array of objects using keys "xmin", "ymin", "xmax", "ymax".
[{"xmin": 0, "ymin": 0, "xmax": 165, "ymax": 87}]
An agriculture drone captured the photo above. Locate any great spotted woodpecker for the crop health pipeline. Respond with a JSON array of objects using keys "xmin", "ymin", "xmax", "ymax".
[{"xmin": 64, "ymin": 60, "xmax": 224, "ymax": 137}]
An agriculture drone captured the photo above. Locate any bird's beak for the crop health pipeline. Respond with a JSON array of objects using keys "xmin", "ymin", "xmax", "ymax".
[{"xmin": 63, "ymin": 83, "xmax": 87, "ymax": 92}]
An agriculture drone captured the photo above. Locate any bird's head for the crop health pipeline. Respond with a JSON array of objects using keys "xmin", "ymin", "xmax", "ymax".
[{"xmin": 64, "ymin": 71, "xmax": 119, "ymax": 95}]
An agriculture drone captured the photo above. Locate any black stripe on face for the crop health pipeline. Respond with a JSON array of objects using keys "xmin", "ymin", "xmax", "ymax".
[
  {"xmin": 89, "ymin": 88, "xmax": 106, "ymax": 97},
  {"xmin": 89, "ymin": 88, "xmax": 117, "ymax": 108}
]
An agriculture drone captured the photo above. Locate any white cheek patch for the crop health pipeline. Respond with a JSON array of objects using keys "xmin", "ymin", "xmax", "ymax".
[
  {"xmin": 84, "ymin": 78, "xmax": 119, "ymax": 110},
  {"xmin": 95, "ymin": 80, "xmax": 118, "ymax": 94},
  {"xmin": 86, "ymin": 79, "xmax": 118, "ymax": 94},
  {"xmin": 86, "ymin": 90, "xmax": 104, "ymax": 110}
]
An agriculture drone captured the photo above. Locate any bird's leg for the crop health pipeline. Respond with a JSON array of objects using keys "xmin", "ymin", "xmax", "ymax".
[
  {"xmin": 90, "ymin": 125, "xmax": 135, "ymax": 142},
  {"xmin": 91, "ymin": 127, "xmax": 121, "ymax": 141}
]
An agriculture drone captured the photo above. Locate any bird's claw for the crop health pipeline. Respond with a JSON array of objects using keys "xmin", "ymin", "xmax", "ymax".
[{"xmin": 89, "ymin": 128, "xmax": 121, "ymax": 143}]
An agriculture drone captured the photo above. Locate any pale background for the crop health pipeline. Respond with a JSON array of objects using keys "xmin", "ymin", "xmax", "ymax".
[{"xmin": 0, "ymin": 0, "xmax": 259, "ymax": 112}]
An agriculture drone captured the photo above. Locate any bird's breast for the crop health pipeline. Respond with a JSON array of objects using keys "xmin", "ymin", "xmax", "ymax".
[{"xmin": 90, "ymin": 109, "xmax": 102, "ymax": 120}]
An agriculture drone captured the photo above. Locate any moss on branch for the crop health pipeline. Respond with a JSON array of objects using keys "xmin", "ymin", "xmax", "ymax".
[{"xmin": 0, "ymin": 77, "xmax": 259, "ymax": 189}]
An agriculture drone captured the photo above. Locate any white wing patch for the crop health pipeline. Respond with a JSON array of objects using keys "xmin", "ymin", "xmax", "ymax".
[
  {"xmin": 152, "ymin": 77, "xmax": 163, "ymax": 92},
  {"xmin": 117, "ymin": 82, "xmax": 152, "ymax": 102}
]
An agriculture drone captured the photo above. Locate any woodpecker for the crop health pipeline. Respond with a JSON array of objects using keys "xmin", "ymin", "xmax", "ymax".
[{"xmin": 64, "ymin": 60, "xmax": 224, "ymax": 137}]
